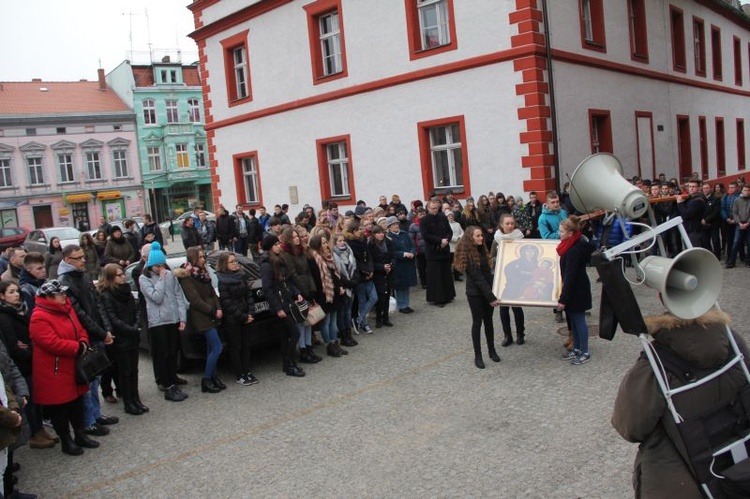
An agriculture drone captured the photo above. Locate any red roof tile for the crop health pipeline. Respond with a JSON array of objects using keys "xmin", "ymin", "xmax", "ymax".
[
  {"xmin": 131, "ymin": 65, "xmax": 201, "ymax": 88},
  {"xmin": 0, "ymin": 81, "xmax": 132, "ymax": 116}
]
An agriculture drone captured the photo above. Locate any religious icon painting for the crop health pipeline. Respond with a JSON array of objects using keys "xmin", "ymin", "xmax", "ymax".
[{"xmin": 492, "ymin": 240, "xmax": 562, "ymax": 307}]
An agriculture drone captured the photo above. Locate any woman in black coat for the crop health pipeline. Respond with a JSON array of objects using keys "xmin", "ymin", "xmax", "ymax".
[
  {"xmin": 216, "ymin": 252, "xmax": 259, "ymax": 386},
  {"xmin": 259, "ymin": 235, "xmax": 304, "ymax": 377},
  {"xmin": 419, "ymin": 199, "xmax": 456, "ymax": 307},
  {"xmin": 453, "ymin": 227, "xmax": 501, "ymax": 369},
  {"xmin": 367, "ymin": 226, "xmax": 394, "ymax": 328},
  {"xmin": 557, "ymin": 217, "xmax": 595, "ymax": 365},
  {"xmin": 98, "ymin": 264, "xmax": 147, "ymax": 415}
]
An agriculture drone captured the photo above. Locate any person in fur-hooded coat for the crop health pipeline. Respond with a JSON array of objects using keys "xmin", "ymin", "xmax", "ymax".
[{"xmin": 611, "ymin": 308, "xmax": 750, "ymax": 499}]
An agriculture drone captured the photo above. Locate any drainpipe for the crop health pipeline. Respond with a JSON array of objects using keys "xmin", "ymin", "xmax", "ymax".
[{"xmin": 541, "ymin": 0, "xmax": 561, "ymax": 192}]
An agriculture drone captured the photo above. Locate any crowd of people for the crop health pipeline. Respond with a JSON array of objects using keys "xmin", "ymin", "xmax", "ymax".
[{"xmin": 0, "ymin": 170, "xmax": 748, "ymax": 497}]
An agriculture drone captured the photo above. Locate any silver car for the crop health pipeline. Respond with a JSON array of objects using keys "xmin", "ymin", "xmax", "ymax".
[{"xmin": 23, "ymin": 227, "xmax": 82, "ymax": 253}]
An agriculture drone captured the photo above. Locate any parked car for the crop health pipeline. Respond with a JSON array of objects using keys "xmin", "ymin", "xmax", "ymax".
[
  {"xmin": 125, "ymin": 249, "xmax": 278, "ymax": 367},
  {"xmin": 23, "ymin": 227, "xmax": 81, "ymax": 253},
  {"xmin": 159, "ymin": 210, "xmax": 216, "ymax": 236},
  {"xmin": 0, "ymin": 227, "xmax": 29, "ymax": 251}
]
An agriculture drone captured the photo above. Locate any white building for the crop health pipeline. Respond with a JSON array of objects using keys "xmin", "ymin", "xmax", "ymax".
[{"xmin": 188, "ymin": 0, "xmax": 750, "ymax": 210}]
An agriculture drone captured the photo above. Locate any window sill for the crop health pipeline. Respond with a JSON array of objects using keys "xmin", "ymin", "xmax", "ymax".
[
  {"xmin": 673, "ymin": 65, "xmax": 687, "ymax": 74},
  {"xmin": 695, "ymin": 70, "xmax": 706, "ymax": 78},
  {"xmin": 631, "ymin": 53, "xmax": 649, "ymax": 64},
  {"xmin": 410, "ymin": 41, "xmax": 457, "ymax": 61},
  {"xmin": 713, "ymin": 75, "xmax": 723, "ymax": 82},
  {"xmin": 0, "ymin": 186, "xmax": 18, "ymax": 191},
  {"xmin": 228, "ymin": 96, "xmax": 253, "ymax": 108},
  {"xmin": 87, "ymin": 179, "xmax": 106, "ymax": 184},
  {"xmin": 28, "ymin": 184, "xmax": 50, "ymax": 189},
  {"xmin": 582, "ymin": 41, "xmax": 607, "ymax": 54}
]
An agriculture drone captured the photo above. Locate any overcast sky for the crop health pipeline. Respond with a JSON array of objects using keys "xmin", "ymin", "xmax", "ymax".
[
  {"xmin": 1, "ymin": 0, "xmax": 749, "ymax": 82},
  {"xmin": 1, "ymin": 0, "xmax": 197, "ymax": 82}
]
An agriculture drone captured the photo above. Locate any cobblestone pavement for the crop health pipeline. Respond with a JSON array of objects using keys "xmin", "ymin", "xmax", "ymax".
[{"xmin": 14, "ymin": 264, "xmax": 750, "ymax": 498}]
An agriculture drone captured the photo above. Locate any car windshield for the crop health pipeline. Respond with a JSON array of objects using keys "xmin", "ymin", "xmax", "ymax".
[{"xmin": 44, "ymin": 228, "xmax": 81, "ymax": 240}]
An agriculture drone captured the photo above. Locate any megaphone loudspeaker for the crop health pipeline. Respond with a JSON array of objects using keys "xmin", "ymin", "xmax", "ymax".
[
  {"xmin": 640, "ymin": 248, "xmax": 723, "ymax": 319},
  {"xmin": 569, "ymin": 153, "xmax": 649, "ymax": 219}
]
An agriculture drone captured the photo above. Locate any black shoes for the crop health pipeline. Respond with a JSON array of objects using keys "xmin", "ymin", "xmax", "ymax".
[
  {"xmin": 475, "ymin": 357, "xmax": 485, "ymax": 369},
  {"xmin": 341, "ymin": 336, "xmax": 358, "ymax": 347},
  {"xmin": 74, "ymin": 431, "xmax": 100, "ymax": 449},
  {"xmin": 201, "ymin": 378, "xmax": 221, "ymax": 393},
  {"xmin": 212, "ymin": 377, "xmax": 227, "ymax": 390},
  {"xmin": 375, "ymin": 321, "xmax": 383, "ymax": 329},
  {"xmin": 501, "ymin": 336, "xmax": 513, "ymax": 347},
  {"xmin": 96, "ymin": 415, "xmax": 119, "ymax": 425},
  {"xmin": 124, "ymin": 402, "xmax": 144, "ymax": 416},
  {"xmin": 300, "ymin": 347, "xmax": 321, "ymax": 364},
  {"xmin": 174, "ymin": 376, "xmax": 188, "ymax": 385},
  {"xmin": 134, "ymin": 397, "xmax": 149, "ymax": 412},
  {"xmin": 164, "ymin": 385, "xmax": 188, "ymax": 402},
  {"xmin": 284, "ymin": 363, "xmax": 306, "ymax": 377},
  {"xmin": 84, "ymin": 423, "xmax": 109, "ymax": 436},
  {"xmin": 382, "ymin": 320, "xmax": 394, "ymax": 327},
  {"xmin": 517, "ymin": 333, "xmax": 525, "ymax": 345},
  {"xmin": 488, "ymin": 350, "xmax": 501, "ymax": 363},
  {"xmin": 60, "ymin": 437, "xmax": 83, "ymax": 456}
]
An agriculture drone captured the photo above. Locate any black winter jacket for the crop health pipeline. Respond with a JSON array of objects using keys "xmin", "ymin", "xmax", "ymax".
[
  {"xmin": 259, "ymin": 255, "xmax": 300, "ymax": 314},
  {"xmin": 558, "ymin": 237, "xmax": 595, "ymax": 313},
  {"xmin": 419, "ymin": 212, "xmax": 453, "ymax": 260},
  {"xmin": 464, "ymin": 247, "xmax": 497, "ymax": 302},
  {"xmin": 0, "ymin": 302, "xmax": 32, "ymax": 376},
  {"xmin": 218, "ymin": 271, "xmax": 254, "ymax": 324},
  {"xmin": 100, "ymin": 285, "xmax": 141, "ymax": 351},
  {"xmin": 367, "ymin": 237, "xmax": 394, "ymax": 293},
  {"xmin": 58, "ymin": 262, "xmax": 110, "ymax": 342}
]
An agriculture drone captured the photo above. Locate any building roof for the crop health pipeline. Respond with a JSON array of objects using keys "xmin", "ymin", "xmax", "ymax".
[
  {"xmin": 0, "ymin": 80, "xmax": 131, "ymax": 116},
  {"xmin": 131, "ymin": 65, "xmax": 202, "ymax": 87}
]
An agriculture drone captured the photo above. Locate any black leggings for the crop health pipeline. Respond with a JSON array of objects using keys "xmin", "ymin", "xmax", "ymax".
[
  {"xmin": 150, "ymin": 323, "xmax": 180, "ymax": 388},
  {"xmin": 225, "ymin": 322, "xmax": 252, "ymax": 378},
  {"xmin": 115, "ymin": 348, "xmax": 140, "ymax": 403},
  {"xmin": 45, "ymin": 396, "xmax": 85, "ymax": 440},
  {"xmin": 278, "ymin": 316, "xmax": 301, "ymax": 365},
  {"xmin": 499, "ymin": 306, "xmax": 525, "ymax": 335},
  {"xmin": 467, "ymin": 294, "xmax": 496, "ymax": 358}
]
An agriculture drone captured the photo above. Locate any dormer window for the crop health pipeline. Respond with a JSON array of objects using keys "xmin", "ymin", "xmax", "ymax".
[{"xmin": 160, "ymin": 69, "xmax": 178, "ymax": 84}]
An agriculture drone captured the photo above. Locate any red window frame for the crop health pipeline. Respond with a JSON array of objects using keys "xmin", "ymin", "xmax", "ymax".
[
  {"xmin": 634, "ymin": 111, "xmax": 655, "ymax": 179},
  {"xmin": 579, "ymin": 0, "xmax": 606, "ymax": 53},
  {"xmin": 315, "ymin": 134, "xmax": 356, "ymax": 204},
  {"xmin": 711, "ymin": 25, "xmax": 722, "ymax": 81},
  {"xmin": 733, "ymin": 36, "xmax": 742, "ymax": 86},
  {"xmin": 716, "ymin": 117, "xmax": 726, "ymax": 177},
  {"xmin": 304, "ymin": 0, "xmax": 348, "ymax": 85},
  {"xmin": 628, "ymin": 0, "xmax": 648, "ymax": 62},
  {"xmin": 221, "ymin": 30, "xmax": 252, "ymax": 106},
  {"xmin": 677, "ymin": 115, "xmax": 693, "ymax": 181},
  {"xmin": 693, "ymin": 16, "xmax": 706, "ymax": 77},
  {"xmin": 404, "ymin": 0, "xmax": 458, "ymax": 61},
  {"xmin": 738, "ymin": 119, "xmax": 746, "ymax": 171},
  {"xmin": 416, "ymin": 115, "xmax": 471, "ymax": 200},
  {"xmin": 232, "ymin": 151, "xmax": 264, "ymax": 207},
  {"xmin": 670, "ymin": 6, "xmax": 686, "ymax": 73},
  {"xmin": 698, "ymin": 116, "xmax": 708, "ymax": 180},
  {"xmin": 588, "ymin": 109, "xmax": 613, "ymax": 154}
]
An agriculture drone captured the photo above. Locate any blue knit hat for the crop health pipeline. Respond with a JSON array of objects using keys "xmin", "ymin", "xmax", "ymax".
[{"xmin": 145, "ymin": 242, "xmax": 167, "ymax": 267}]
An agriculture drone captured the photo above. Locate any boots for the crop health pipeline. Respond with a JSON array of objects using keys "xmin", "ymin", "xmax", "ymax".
[
  {"xmin": 308, "ymin": 346, "xmax": 323, "ymax": 362},
  {"xmin": 335, "ymin": 340, "xmax": 348, "ymax": 355},
  {"xmin": 340, "ymin": 328, "xmax": 358, "ymax": 347},
  {"xmin": 474, "ymin": 356, "xmax": 486, "ymax": 369},
  {"xmin": 201, "ymin": 377, "xmax": 221, "ymax": 393},
  {"xmin": 212, "ymin": 376, "xmax": 227, "ymax": 390},
  {"xmin": 381, "ymin": 311, "xmax": 394, "ymax": 328},
  {"xmin": 134, "ymin": 396, "xmax": 150, "ymax": 413},
  {"xmin": 29, "ymin": 430, "xmax": 56, "ymax": 449},
  {"xmin": 327, "ymin": 342, "xmax": 342, "ymax": 357},
  {"xmin": 283, "ymin": 360, "xmax": 306, "ymax": 377},
  {"xmin": 516, "ymin": 329, "xmax": 526, "ymax": 345},
  {"xmin": 74, "ymin": 430, "xmax": 100, "ymax": 449},
  {"xmin": 124, "ymin": 400, "xmax": 144, "ymax": 416},
  {"xmin": 501, "ymin": 332, "xmax": 513, "ymax": 347},
  {"xmin": 488, "ymin": 349, "xmax": 501, "ymax": 363},
  {"xmin": 60, "ymin": 434, "xmax": 83, "ymax": 456}
]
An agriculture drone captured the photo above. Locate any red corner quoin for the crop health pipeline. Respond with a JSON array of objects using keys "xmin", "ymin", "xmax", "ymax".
[{"xmin": 509, "ymin": 0, "xmax": 556, "ymax": 196}]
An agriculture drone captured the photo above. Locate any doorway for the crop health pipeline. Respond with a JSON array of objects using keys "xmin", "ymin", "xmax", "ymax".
[{"xmin": 33, "ymin": 205, "xmax": 53, "ymax": 228}]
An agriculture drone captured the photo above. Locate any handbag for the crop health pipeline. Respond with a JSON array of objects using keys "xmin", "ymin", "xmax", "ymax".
[
  {"xmin": 304, "ymin": 303, "xmax": 326, "ymax": 326},
  {"xmin": 285, "ymin": 297, "xmax": 309, "ymax": 324},
  {"xmin": 75, "ymin": 347, "xmax": 112, "ymax": 384}
]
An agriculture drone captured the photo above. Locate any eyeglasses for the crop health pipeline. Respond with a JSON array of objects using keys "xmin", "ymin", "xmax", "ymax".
[{"xmin": 227, "ymin": 259, "xmax": 238, "ymax": 264}]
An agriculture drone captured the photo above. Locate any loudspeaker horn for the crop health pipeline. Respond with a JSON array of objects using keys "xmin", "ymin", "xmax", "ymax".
[
  {"xmin": 640, "ymin": 248, "xmax": 723, "ymax": 319},
  {"xmin": 569, "ymin": 153, "xmax": 649, "ymax": 219}
]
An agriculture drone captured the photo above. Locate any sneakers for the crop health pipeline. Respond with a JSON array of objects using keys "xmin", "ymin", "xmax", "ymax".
[
  {"xmin": 96, "ymin": 415, "xmax": 119, "ymax": 425},
  {"xmin": 352, "ymin": 319, "xmax": 360, "ymax": 335},
  {"xmin": 561, "ymin": 350, "xmax": 580, "ymax": 361},
  {"xmin": 360, "ymin": 324, "xmax": 373, "ymax": 334},
  {"xmin": 245, "ymin": 373, "xmax": 260, "ymax": 385},
  {"xmin": 236, "ymin": 373, "xmax": 260, "ymax": 386},
  {"xmin": 572, "ymin": 353, "xmax": 591, "ymax": 365},
  {"xmin": 164, "ymin": 385, "xmax": 188, "ymax": 402}
]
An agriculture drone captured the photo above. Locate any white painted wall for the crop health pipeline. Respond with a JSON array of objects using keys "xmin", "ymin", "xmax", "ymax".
[{"xmin": 212, "ymin": 63, "xmax": 526, "ymax": 210}]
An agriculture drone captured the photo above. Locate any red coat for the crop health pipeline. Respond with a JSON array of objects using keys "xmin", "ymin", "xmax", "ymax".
[{"xmin": 29, "ymin": 296, "xmax": 89, "ymax": 405}]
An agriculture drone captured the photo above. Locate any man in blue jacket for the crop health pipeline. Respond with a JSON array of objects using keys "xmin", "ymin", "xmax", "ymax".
[
  {"xmin": 721, "ymin": 181, "xmax": 741, "ymax": 260},
  {"xmin": 538, "ymin": 191, "xmax": 568, "ymax": 239}
]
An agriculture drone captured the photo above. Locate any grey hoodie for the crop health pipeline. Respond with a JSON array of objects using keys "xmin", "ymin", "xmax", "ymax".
[{"xmin": 139, "ymin": 267, "xmax": 188, "ymax": 328}]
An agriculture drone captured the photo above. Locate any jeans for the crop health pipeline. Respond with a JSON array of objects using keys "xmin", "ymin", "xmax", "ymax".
[
  {"xmin": 297, "ymin": 323, "xmax": 312, "ymax": 348},
  {"xmin": 728, "ymin": 226, "xmax": 750, "ymax": 265},
  {"xmin": 337, "ymin": 294, "xmax": 353, "ymax": 334},
  {"xmin": 568, "ymin": 311, "xmax": 589, "ymax": 355},
  {"xmin": 234, "ymin": 236, "xmax": 248, "ymax": 256},
  {"xmin": 83, "ymin": 376, "xmax": 102, "ymax": 427},
  {"xmin": 202, "ymin": 328, "xmax": 223, "ymax": 380},
  {"xmin": 319, "ymin": 308, "xmax": 338, "ymax": 343},
  {"xmin": 395, "ymin": 287, "xmax": 410, "ymax": 310},
  {"xmin": 22, "ymin": 374, "xmax": 42, "ymax": 434},
  {"xmin": 356, "ymin": 280, "xmax": 378, "ymax": 327}
]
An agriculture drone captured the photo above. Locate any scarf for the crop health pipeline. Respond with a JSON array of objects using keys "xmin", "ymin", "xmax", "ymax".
[
  {"xmin": 312, "ymin": 250, "xmax": 337, "ymax": 304},
  {"xmin": 217, "ymin": 270, "xmax": 244, "ymax": 285},
  {"xmin": 556, "ymin": 231, "xmax": 582, "ymax": 257},
  {"xmin": 182, "ymin": 262, "xmax": 211, "ymax": 284}
]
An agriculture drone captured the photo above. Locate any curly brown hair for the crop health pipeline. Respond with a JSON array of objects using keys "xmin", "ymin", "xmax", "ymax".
[{"xmin": 453, "ymin": 226, "xmax": 490, "ymax": 273}]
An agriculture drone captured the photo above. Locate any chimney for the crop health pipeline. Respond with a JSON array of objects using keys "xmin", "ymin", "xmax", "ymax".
[
  {"xmin": 97, "ymin": 68, "xmax": 106, "ymax": 91},
  {"xmin": 162, "ymin": 55, "xmax": 171, "ymax": 63},
  {"xmin": 31, "ymin": 78, "xmax": 42, "ymax": 83}
]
